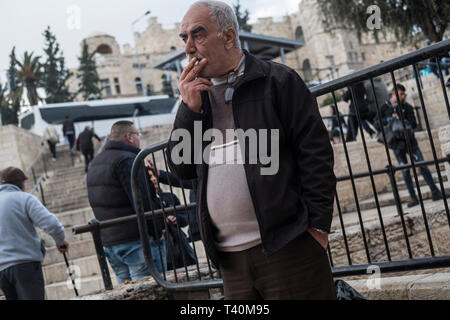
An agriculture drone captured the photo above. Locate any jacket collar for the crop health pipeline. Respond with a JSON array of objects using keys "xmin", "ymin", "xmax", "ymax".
[
  {"xmin": 238, "ymin": 49, "xmax": 267, "ymax": 86},
  {"xmin": 104, "ymin": 140, "xmax": 140, "ymax": 155}
]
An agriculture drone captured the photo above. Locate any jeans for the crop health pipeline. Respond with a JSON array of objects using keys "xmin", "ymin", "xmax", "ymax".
[
  {"xmin": 361, "ymin": 120, "xmax": 376, "ymax": 137},
  {"xmin": 104, "ymin": 237, "xmax": 167, "ymax": 285},
  {"xmin": 66, "ymin": 133, "xmax": 75, "ymax": 151},
  {"xmin": 393, "ymin": 145, "xmax": 438, "ymax": 200},
  {"xmin": 0, "ymin": 262, "xmax": 45, "ymax": 300}
]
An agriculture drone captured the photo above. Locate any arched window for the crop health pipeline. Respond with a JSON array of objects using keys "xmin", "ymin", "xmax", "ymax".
[
  {"xmin": 295, "ymin": 26, "xmax": 305, "ymax": 43},
  {"xmin": 135, "ymin": 77, "xmax": 142, "ymax": 94},
  {"xmin": 96, "ymin": 44, "xmax": 113, "ymax": 54},
  {"xmin": 302, "ymin": 59, "xmax": 312, "ymax": 82}
]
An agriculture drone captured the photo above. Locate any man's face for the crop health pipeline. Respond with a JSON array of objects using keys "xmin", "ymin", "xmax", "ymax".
[
  {"xmin": 126, "ymin": 125, "xmax": 140, "ymax": 148},
  {"xmin": 392, "ymin": 90, "xmax": 406, "ymax": 104},
  {"xmin": 180, "ymin": 5, "xmax": 231, "ymax": 78}
]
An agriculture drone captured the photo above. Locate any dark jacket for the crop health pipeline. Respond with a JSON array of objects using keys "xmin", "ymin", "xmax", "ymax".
[
  {"xmin": 166, "ymin": 50, "xmax": 336, "ymax": 267},
  {"xmin": 378, "ymin": 100, "xmax": 418, "ymax": 148},
  {"xmin": 158, "ymin": 170, "xmax": 199, "ymax": 240},
  {"xmin": 77, "ymin": 129, "xmax": 101, "ymax": 152},
  {"xmin": 62, "ymin": 119, "xmax": 75, "ymax": 136},
  {"xmin": 87, "ymin": 140, "xmax": 163, "ymax": 246},
  {"xmin": 342, "ymin": 82, "xmax": 370, "ymax": 119}
]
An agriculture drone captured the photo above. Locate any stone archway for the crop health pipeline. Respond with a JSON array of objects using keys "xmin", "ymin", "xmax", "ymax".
[{"xmin": 96, "ymin": 44, "xmax": 113, "ymax": 54}]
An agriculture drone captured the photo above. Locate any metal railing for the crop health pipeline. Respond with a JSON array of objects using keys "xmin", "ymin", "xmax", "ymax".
[
  {"xmin": 73, "ymin": 39, "xmax": 450, "ymax": 296},
  {"xmin": 25, "ymin": 150, "xmax": 49, "ymax": 206}
]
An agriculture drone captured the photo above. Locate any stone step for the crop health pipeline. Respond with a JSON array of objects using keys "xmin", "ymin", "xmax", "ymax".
[
  {"xmin": 53, "ymin": 207, "xmax": 95, "ymax": 227},
  {"xmin": 39, "ymin": 226, "xmax": 93, "ymax": 248},
  {"xmin": 332, "ymin": 195, "xmax": 449, "ymax": 231},
  {"xmin": 43, "ymin": 255, "xmax": 114, "ymax": 285},
  {"xmin": 45, "ymin": 274, "xmax": 118, "ymax": 300},
  {"xmin": 343, "ymin": 180, "xmax": 450, "ymax": 213},
  {"xmin": 47, "ymin": 199, "xmax": 91, "ymax": 214},
  {"xmin": 396, "ymin": 171, "xmax": 448, "ymax": 191},
  {"xmin": 43, "ymin": 239, "xmax": 96, "ymax": 266}
]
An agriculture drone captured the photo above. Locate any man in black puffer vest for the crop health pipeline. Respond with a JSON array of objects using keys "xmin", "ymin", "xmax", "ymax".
[{"xmin": 86, "ymin": 120, "xmax": 166, "ymax": 285}]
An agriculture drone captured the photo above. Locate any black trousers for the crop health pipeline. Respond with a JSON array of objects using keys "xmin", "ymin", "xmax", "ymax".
[
  {"xmin": 82, "ymin": 149, "xmax": 94, "ymax": 172},
  {"xmin": 346, "ymin": 115, "xmax": 359, "ymax": 142},
  {"xmin": 0, "ymin": 262, "xmax": 45, "ymax": 300},
  {"xmin": 47, "ymin": 140, "xmax": 56, "ymax": 158},
  {"xmin": 218, "ymin": 232, "xmax": 337, "ymax": 300}
]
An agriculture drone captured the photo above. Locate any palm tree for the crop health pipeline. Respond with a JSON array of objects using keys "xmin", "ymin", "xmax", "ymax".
[{"xmin": 16, "ymin": 51, "xmax": 42, "ymax": 106}]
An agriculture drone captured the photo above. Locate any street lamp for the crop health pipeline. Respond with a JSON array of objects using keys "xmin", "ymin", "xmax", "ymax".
[{"xmin": 131, "ymin": 10, "xmax": 151, "ymax": 97}]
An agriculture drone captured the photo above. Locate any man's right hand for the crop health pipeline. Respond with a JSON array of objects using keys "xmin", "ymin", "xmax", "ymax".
[
  {"xmin": 58, "ymin": 241, "xmax": 69, "ymax": 254},
  {"xmin": 178, "ymin": 57, "xmax": 213, "ymax": 113}
]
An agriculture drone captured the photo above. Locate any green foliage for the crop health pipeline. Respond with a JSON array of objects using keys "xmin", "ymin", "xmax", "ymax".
[
  {"xmin": 41, "ymin": 26, "xmax": 73, "ymax": 103},
  {"xmin": 317, "ymin": 0, "xmax": 450, "ymax": 45},
  {"xmin": 233, "ymin": 0, "xmax": 252, "ymax": 32},
  {"xmin": 2, "ymin": 47, "xmax": 23, "ymax": 125},
  {"xmin": 16, "ymin": 51, "xmax": 42, "ymax": 106},
  {"xmin": 77, "ymin": 41, "xmax": 102, "ymax": 100}
]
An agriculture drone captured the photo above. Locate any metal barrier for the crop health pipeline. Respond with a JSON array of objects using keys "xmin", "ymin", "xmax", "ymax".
[
  {"xmin": 26, "ymin": 150, "xmax": 49, "ymax": 206},
  {"xmin": 73, "ymin": 39, "xmax": 450, "ymax": 296}
]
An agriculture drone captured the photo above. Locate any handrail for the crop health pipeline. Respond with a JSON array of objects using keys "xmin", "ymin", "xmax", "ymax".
[{"xmin": 25, "ymin": 148, "xmax": 49, "ymax": 205}]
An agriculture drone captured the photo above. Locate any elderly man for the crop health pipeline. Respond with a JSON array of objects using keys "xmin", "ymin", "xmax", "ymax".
[
  {"xmin": 167, "ymin": 1, "xmax": 336, "ymax": 299},
  {"xmin": 87, "ymin": 121, "xmax": 166, "ymax": 285},
  {"xmin": 0, "ymin": 167, "xmax": 68, "ymax": 300}
]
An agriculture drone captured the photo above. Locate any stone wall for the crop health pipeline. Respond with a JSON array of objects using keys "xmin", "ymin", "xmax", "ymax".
[{"xmin": 0, "ymin": 125, "xmax": 42, "ymax": 172}]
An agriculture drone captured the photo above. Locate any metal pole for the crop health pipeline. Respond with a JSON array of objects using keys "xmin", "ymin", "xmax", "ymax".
[
  {"xmin": 63, "ymin": 251, "xmax": 79, "ymax": 296},
  {"xmin": 88, "ymin": 219, "xmax": 113, "ymax": 290}
]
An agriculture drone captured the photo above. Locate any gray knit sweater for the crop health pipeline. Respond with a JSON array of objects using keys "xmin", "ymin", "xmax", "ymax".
[{"xmin": 0, "ymin": 184, "xmax": 65, "ymax": 271}]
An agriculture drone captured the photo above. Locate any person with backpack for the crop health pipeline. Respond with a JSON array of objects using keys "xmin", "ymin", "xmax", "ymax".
[{"xmin": 378, "ymin": 84, "xmax": 447, "ymax": 208}]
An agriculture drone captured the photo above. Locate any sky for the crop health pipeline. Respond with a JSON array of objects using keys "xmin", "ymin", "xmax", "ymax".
[{"xmin": 0, "ymin": 0, "xmax": 301, "ymax": 83}]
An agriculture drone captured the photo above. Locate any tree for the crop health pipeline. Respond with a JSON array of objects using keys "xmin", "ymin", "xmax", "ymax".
[
  {"xmin": 41, "ymin": 26, "xmax": 73, "ymax": 103},
  {"xmin": 16, "ymin": 51, "xmax": 42, "ymax": 106},
  {"xmin": 2, "ymin": 47, "xmax": 24, "ymax": 125},
  {"xmin": 77, "ymin": 40, "xmax": 102, "ymax": 100},
  {"xmin": 317, "ymin": 0, "xmax": 450, "ymax": 44},
  {"xmin": 233, "ymin": 0, "xmax": 252, "ymax": 32}
]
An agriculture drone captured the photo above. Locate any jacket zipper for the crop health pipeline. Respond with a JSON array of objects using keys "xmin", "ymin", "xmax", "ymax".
[{"xmin": 231, "ymin": 87, "xmax": 268, "ymax": 256}]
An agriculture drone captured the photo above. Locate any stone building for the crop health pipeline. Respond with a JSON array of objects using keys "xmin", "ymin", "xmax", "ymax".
[{"xmin": 67, "ymin": 0, "xmax": 418, "ymax": 101}]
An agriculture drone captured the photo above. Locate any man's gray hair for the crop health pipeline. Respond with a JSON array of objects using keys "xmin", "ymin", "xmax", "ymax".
[{"xmin": 191, "ymin": 1, "xmax": 241, "ymax": 49}]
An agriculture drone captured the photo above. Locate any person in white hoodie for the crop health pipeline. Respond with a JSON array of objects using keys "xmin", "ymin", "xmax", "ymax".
[
  {"xmin": 42, "ymin": 122, "xmax": 60, "ymax": 161},
  {"xmin": 0, "ymin": 167, "xmax": 68, "ymax": 300}
]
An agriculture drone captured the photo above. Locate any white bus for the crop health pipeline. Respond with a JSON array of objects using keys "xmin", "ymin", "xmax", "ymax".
[{"xmin": 19, "ymin": 95, "xmax": 181, "ymax": 140}]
